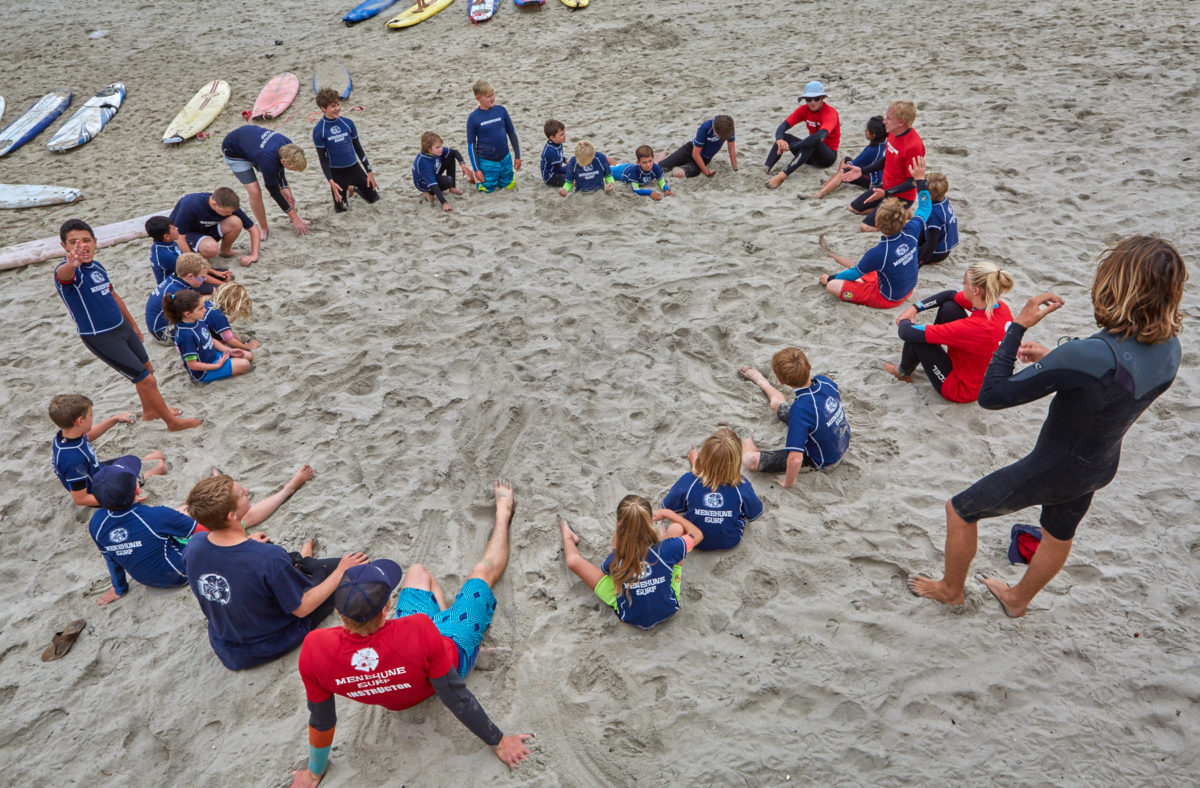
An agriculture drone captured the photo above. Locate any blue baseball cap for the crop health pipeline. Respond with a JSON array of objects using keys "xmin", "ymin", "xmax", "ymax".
[
  {"xmin": 92, "ymin": 455, "xmax": 142, "ymax": 510},
  {"xmin": 333, "ymin": 559, "xmax": 404, "ymax": 622},
  {"xmin": 801, "ymin": 81, "xmax": 827, "ymax": 100}
]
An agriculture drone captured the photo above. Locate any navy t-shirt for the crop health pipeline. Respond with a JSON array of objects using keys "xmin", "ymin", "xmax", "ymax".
[
  {"xmin": 202, "ymin": 302, "xmax": 232, "ymax": 338},
  {"xmin": 663, "ymin": 473, "xmax": 763, "ymax": 550},
  {"xmin": 89, "ymin": 503, "xmax": 198, "ymax": 595},
  {"xmin": 55, "ymin": 259, "xmax": 124, "ymax": 336},
  {"xmin": 784, "ymin": 375, "xmax": 850, "ymax": 467},
  {"xmin": 169, "ymin": 192, "xmax": 254, "ymax": 239},
  {"xmin": 183, "ymin": 534, "xmax": 313, "ymax": 670},
  {"xmin": 150, "ymin": 240, "xmax": 180, "ymax": 285},
  {"xmin": 174, "ymin": 321, "xmax": 222, "ymax": 381},
  {"xmin": 692, "ymin": 117, "xmax": 733, "ymax": 160},
  {"xmin": 52, "ymin": 432, "xmax": 101, "ymax": 492},
  {"xmin": 601, "ymin": 537, "xmax": 688, "ymax": 629}
]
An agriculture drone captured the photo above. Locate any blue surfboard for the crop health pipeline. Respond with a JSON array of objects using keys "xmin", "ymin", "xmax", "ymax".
[
  {"xmin": 468, "ymin": 0, "xmax": 499, "ymax": 21},
  {"xmin": 312, "ymin": 66, "xmax": 352, "ymax": 100},
  {"xmin": 343, "ymin": 0, "xmax": 400, "ymax": 25},
  {"xmin": 0, "ymin": 91, "xmax": 72, "ymax": 158}
]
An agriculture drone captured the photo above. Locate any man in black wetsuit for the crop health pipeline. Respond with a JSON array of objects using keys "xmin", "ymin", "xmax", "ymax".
[{"xmin": 908, "ymin": 236, "xmax": 1185, "ymax": 617}]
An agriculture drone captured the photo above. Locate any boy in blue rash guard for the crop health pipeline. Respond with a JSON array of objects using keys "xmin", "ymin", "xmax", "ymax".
[
  {"xmin": 657, "ymin": 114, "xmax": 738, "ymax": 178},
  {"xmin": 664, "ymin": 428, "xmax": 763, "ymax": 550},
  {"xmin": 48, "ymin": 393, "xmax": 166, "ymax": 508},
  {"xmin": 145, "ymin": 253, "xmax": 209, "ymax": 343},
  {"xmin": 540, "ymin": 119, "xmax": 567, "ymax": 187},
  {"xmin": 466, "ymin": 80, "xmax": 521, "ymax": 192},
  {"xmin": 814, "ymin": 115, "xmax": 886, "ymax": 200},
  {"xmin": 412, "ymin": 132, "xmax": 473, "ymax": 212},
  {"xmin": 221, "ymin": 125, "xmax": 312, "ymax": 239},
  {"xmin": 918, "ymin": 171, "xmax": 959, "ymax": 266},
  {"xmin": 88, "ymin": 456, "xmax": 201, "ymax": 606},
  {"xmin": 313, "ymin": 88, "xmax": 380, "ymax": 214},
  {"xmin": 610, "ymin": 145, "xmax": 673, "ymax": 201},
  {"xmin": 737, "ymin": 348, "xmax": 850, "ymax": 489},
  {"xmin": 558, "ymin": 140, "xmax": 614, "ymax": 196},
  {"xmin": 820, "ymin": 156, "xmax": 930, "ymax": 309},
  {"xmin": 145, "ymin": 216, "xmax": 180, "ymax": 285}
]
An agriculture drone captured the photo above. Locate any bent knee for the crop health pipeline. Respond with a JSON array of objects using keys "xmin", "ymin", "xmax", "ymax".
[
  {"xmin": 401, "ymin": 563, "xmax": 434, "ymax": 589},
  {"xmin": 825, "ymin": 280, "xmax": 845, "ymax": 297},
  {"xmin": 742, "ymin": 452, "xmax": 760, "ymax": 471}
]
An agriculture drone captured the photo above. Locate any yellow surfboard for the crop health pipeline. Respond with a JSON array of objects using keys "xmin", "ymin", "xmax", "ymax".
[
  {"xmin": 386, "ymin": 0, "xmax": 455, "ymax": 28},
  {"xmin": 163, "ymin": 80, "xmax": 230, "ymax": 144},
  {"xmin": 561, "ymin": 0, "xmax": 588, "ymax": 7}
]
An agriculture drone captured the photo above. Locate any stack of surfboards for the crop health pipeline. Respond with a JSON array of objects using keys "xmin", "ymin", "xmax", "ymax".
[
  {"xmin": 0, "ymin": 91, "xmax": 72, "ymax": 157},
  {"xmin": 47, "ymin": 83, "xmax": 126, "ymax": 152},
  {"xmin": 163, "ymin": 80, "xmax": 230, "ymax": 144}
]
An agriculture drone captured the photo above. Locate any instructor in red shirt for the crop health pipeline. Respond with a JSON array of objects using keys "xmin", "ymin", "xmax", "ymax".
[
  {"xmin": 842, "ymin": 99, "xmax": 925, "ymax": 231},
  {"xmin": 765, "ymin": 80, "xmax": 841, "ymax": 189}
]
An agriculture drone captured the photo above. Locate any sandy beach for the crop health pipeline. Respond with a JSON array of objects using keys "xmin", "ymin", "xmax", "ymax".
[{"xmin": 1, "ymin": 0, "xmax": 1198, "ymax": 784}]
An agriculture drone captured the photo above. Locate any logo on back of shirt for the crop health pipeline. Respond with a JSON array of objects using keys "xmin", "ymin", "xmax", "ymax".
[
  {"xmin": 109, "ymin": 528, "xmax": 129, "ymax": 543},
  {"xmin": 198, "ymin": 573, "xmax": 232, "ymax": 604},
  {"xmin": 703, "ymin": 491, "xmax": 724, "ymax": 509},
  {"xmin": 351, "ymin": 647, "xmax": 380, "ymax": 673},
  {"xmin": 894, "ymin": 243, "xmax": 911, "ymax": 258}
]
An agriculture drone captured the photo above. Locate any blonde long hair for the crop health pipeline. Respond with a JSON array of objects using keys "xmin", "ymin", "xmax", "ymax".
[
  {"xmin": 1092, "ymin": 235, "xmax": 1186, "ymax": 344},
  {"xmin": 608, "ymin": 495, "xmax": 658, "ymax": 601},
  {"xmin": 965, "ymin": 261, "xmax": 1014, "ymax": 317},
  {"xmin": 213, "ymin": 282, "xmax": 253, "ymax": 322},
  {"xmin": 695, "ymin": 428, "xmax": 742, "ymax": 489}
]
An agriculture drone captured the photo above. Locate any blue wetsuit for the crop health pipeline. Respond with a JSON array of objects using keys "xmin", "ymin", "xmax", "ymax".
[
  {"xmin": 312, "ymin": 116, "xmax": 378, "ymax": 211},
  {"xmin": 145, "ymin": 275, "xmax": 191, "ymax": 341},
  {"xmin": 610, "ymin": 162, "xmax": 670, "ymax": 196},
  {"xmin": 412, "ymin": 147, "xmax": 466, "ymax": 205},
  {"xmin": 540, "ymin": 141, "xmax": 566, "ymax": 186},
  {"xmin": 847, "ymin": 141, "xmax": 886, "ymax": 188},
  {"xmin": 952, "ymin": 326, "xmax": 1181, "ymax": 540},
  {"xmin": 563, "ymin": 153, "xmax": 613, "ymax": 193}
]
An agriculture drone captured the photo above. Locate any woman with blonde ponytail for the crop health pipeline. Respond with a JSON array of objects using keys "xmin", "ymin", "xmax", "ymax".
[
  {"xmin": 559, "ymin": 494, "xmax": 703, "ymax": 630},
  {"xmin": 884, "ymin": 260, "xmax": 1015, "ymax": 403}
]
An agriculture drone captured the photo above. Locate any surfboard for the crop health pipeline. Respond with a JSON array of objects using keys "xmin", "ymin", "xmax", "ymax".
[
  {"xmin": 313, "ymin": 65, "xmax": 352, "ymax": 100},
  {"xmin": 386, "ymin": 0, "xmax": 455, "ymax": 28},
  {"xmin": 560, "ymin": 0, "xmax": 588, "ymax": 7},
  {"xmin": 343, "ymin": 0, "xmax": 399, "ymax": 24},
  {"xmin": 163, "ymin": 80, "xmax": 230, "ymax": 144},
  {"xmin": 0, "ymin": 97, "xmax": 5, "ymax": 125},
  {"xmin": 249, "ymin": 73, "xmax": 299, "ymax": 120},
  {"xmin": 468, "ymin": 0, "xmax": 499, "ymax": 22},
  {"xmin": 0, "ymin": 184, "xmax": 82, "ymax": 210},
  {"xmin": 47, "ymin": 83, "xmax": 125, "ymax": 152},
  {"xmin": 0, "ymin": 210, "xmax": 167, "ymax": 272},
  {"xmin": 0, "ymin": 91, "xmax": 72, "ymax": 157},
  {"xmin": 513, "ymin": 0, "xmax": 543, "ymax": 5}
]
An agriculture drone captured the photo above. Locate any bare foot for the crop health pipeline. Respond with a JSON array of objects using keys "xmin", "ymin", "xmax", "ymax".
[
  {"xmin": 285, "ymin": 464, "xmax": 315, "ymax": 495},
  {"xmin": 167, "ymin": 417, "xmax": 204, "ymax": 431},
  {"xmin": 671, "ymin": 167, "xmax": 685, "ymax": 179},
  {"xmin": 143, "ymin": 407, "xmax": 184, "ymax": 422},
  {"xmin": 817, "ymin": 233, "xmax": 828, "ymax": 249},
  {"xmin": 686, "ymin": 445, "xmax": 698, "ymax": 468},
  {"xmin": 96, "ymin": 588, "xmax": 122, "ymax": 606},
  {"xmin": 884, "ymin": 362, "xmax": 913, "ymax": 383},
  {"xmin": 766, "ymin": 172, "xmax": 787, "ymax": 189},
  {"xmin": 906, "ymin": 574, "xmax": 965, "ymax": 606},
  {"xmin": 493, "ymin": 478, "xmax": 515, "ymax": 524},
  {"xmin": 448, "ymin": 187, "xmax": 464, "ymax": 195},
  {"xmin": 218, "ymin": 249, "xmax": 238, "ymax": 258},
  {"xmin": 143, "ymin": 451, "xmax": 168, "ymax": 477},
  {"xmin": 977, "ymin": 574, "xmax": 1025, "ymax": 618},
  {"xmin": 300, "ymin": 535, "xmax": 318, "ymax": 559}
]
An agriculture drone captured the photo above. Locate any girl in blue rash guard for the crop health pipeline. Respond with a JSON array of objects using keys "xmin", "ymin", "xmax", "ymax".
[
  {"xmin": 814, "ymin": 115, "xmax": 886, "ymax": 200},
  {"xmin": 559, "ymin": 495, "xmax": 704, "ymax": 630},
  {"xmin": 204, "ymin": 282, "xmax": 260, "ymax": 353},
  {"xmin": 412, "ymin": 132, "xmax": 474, "ymax": 211},
  {"xmin": 909, "ymin": 236, "xmax": 1185, "ymax": 618},
  {"xmin": 610, "ymin": 145, "xmax": 673, "ymax": 201},
  {"xmin": 663, "ymin": 428, "xmax": 763, "ymax": 551},
  {"xmin": 163, "ymin": 289, "xmax": 253, "ymax": 384}
]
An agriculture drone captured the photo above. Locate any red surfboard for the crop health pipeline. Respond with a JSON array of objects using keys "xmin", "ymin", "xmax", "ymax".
[{"xmin": 248, "ymin": 73, "xmax": 300, "ymax": 121}]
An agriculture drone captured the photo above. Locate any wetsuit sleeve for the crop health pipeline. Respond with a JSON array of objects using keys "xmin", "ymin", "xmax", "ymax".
[
  {"xmin": 913, "ymin": 289, "xmax": 957, "ymax": 312},
  {"xmin": 918, "ymin": 226, "xmax": 943, "ymax": 266},
  {"xmin": 466, "ymin": 113, "xmax": 480, "ymax": 171},
  {"xmin": 883, "ymin": 178, "xmax": 914, "ymax": 197},
  {"xmin": 104, "ymin": 553, "xmax": 129, "ymax": 597},
  {"xmin": 860, "ymin": 155, "xmax": 885, "ymax": 176},
  {"xmin": 316, "ymin": 147, "xmax": 334, "ymax": 181},
  {"xmin": 976, "ymin": 325, "xmax": 1108, "ymax": 410},
  {"xmin": 896, "ymin": 319, "xmax": 930, "ymax": 343},
  {"xmin": 778, "ymin": 107, "xmax": 805, "ymax": 137},
  {"xmin": 446, "ymin": 147, "xmax": 465, "ymax": 165},
  {"xmin": 263, "ymin": 165, "xmax": 291, "ymax": 212},
  {"xmin": 835, "ymin": 243, "xmax": 886, "ymax": 280},
  {"xmin": 431, "ymin": 669, "xmax": 504, "ymax": 747},
  {"xmin": 306, "ymin": 697, "xmax": 337, "ymax": 775}
]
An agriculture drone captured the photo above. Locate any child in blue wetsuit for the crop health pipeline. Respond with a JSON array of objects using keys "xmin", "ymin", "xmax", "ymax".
[
  {"xmin": 814, "ymin": 115, "xmax": 886, "ymax": 200},
  {"xmin": 737, "ymin": 347, "xmax": 850, "ymax": 488},
  {"xmin": 163, "ymin": 289, "xmax": 252, "ymax": 383},
  {"xmin": 918, "ymin": 171, "xmax": 959, "ymax": 266},
  {"xmin": 540, "ymin": 119, "xmax": 567, "ymax": 187},
  {"xmin": 466, "ymin": 80, "xmax": 520, "ymax": 192},
  {"xmin": 657, "ymin": 114, "xmax": 738, "ymax": 178},
  {"xmin": 313, "ymin": 88, "xmax": 380, "ymax": 213},
  {"xmin": 145, "ymin": 216, "xmax": 180, "ymax": 285},
  {"xmin": 412, "ymin": 132, "xmax": 474, "ymax": 211},
  {"xmin": 559, "ymin": 141, "xmax": 614, "ymax": 196},
  {"xmin": 664, "ymin": 427, "xmax": 763, "ymax": 550},
  {"xmin": 610, "ymin": 145, "xmax": 673, "ymax": 201},
  {"xmin": 145, "ymin": 253, "xmax": 209, "ymax": 344},
  {"xmin": 559, "ymin": 495, "xmax": 704, "ymax": 630}
]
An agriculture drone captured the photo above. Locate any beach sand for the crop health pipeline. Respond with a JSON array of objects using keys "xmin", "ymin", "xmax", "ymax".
[{"xmin": 1, "ymin": 0, "xmax": 1198, "ymax": 784}]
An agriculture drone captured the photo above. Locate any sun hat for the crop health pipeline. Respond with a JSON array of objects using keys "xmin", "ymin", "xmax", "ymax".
[{"xmin": 800, "ymin": 80, "xmax": 827, "ymax": 100}]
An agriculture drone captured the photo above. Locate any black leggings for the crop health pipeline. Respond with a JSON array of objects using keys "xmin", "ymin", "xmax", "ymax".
[
  {"xmin": 658, "ymin": 142, "xmax": 712, "ymax": 178},
  {"xmin": 898, "ymin": 300, "xmax": 969, "ymax": 394},
  {"xmin": 764, "ymin": 134, "xmax": 837, "ymax": 175},
  {"xmin": 329, "ymin": 164, "xmax": 380, "ymax": 211},
  {"xmin": 288, "ymin": 553, "xmax": 343, "ymax": 625}
]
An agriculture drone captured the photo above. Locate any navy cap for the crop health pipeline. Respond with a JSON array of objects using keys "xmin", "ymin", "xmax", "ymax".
[
  {"xmin": 333, "ymin": 559, "xmax": 404, "ymax": 622},
  {"xmin": 92, "ymin": 455, "xmax": 142, "ymax": 510}
]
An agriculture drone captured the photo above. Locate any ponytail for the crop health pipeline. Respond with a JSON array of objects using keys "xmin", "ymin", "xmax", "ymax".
[
  {"xmin": 163, "ymin": 288, "xmax": 203, "ymax": 324},
  {"xmin": 966, "ymin": 261, "xmax": 1014, "ymax": 317}
]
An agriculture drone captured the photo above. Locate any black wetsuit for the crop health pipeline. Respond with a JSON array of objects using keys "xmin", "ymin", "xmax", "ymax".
[{"xmin": 952, "ymin": 323, "xmax": 1181, "ymax": 540}]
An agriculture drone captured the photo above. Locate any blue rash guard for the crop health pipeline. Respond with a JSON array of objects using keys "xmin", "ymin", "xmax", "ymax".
[
  {"xmin": 663, "ymin": 473, "xmax": 763, "ymax": 550},
  {"xmin": 466, "ymin": 105, "xmax": 520, "ymax": 170},
  {"xmin": 563, "ymin": 153, "xmax": 613, "ymax": 193},
  {"xmin": 693, "ymin": 117, "xmax": 734, "ymax": 160},
  {"xmin": 312, "ymin": 116, "xmax": 371, "ymax": 180},
  {"xmin": 832, "ymin": 181, "xmax": 931, "ymax": 301},
  {"xmin": 52, "ymin": 432, "xmax": 101, "ymax": 493},
  {"xmin": 55, "ymin": 259, "xmax": 124, "ymax": 336},
  {"xmin": 145, "ymin": 275, "xmax": 191, "ymax": 340},
  {"xmin": 149, "ymin": 240, "xmax": 180, "ymax": 285},
  {"xmin": 89, "ymin": 503, "xmax": 199, "ymax": 596},
  {"xmin": 848, "ymin": 141, "xmax": 886, "ymax": 188},
  {"xmin": 920, "ymin": 197, "xmax": 959, "ymax": 264},
  {"xmin": 540, "ymin": 141, "xmax": 566, "ymax": 185},
  {"xmin": 611, "ymin": 162, "xmax": 670, "ymax": 196},
  {"xmin": 222, "ymin": 126, "xmax": 295, "ymax": 212}
]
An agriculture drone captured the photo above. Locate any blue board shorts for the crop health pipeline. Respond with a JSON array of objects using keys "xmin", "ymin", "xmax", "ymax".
[
  {"xmin": 396, "ymin": 578, "xmax": 497, "ymax": 676},
  {"xmin": 199, "ymin": 356, "xmax": 234, "ymax": 382},
  {"xmin": 222, "ymin": 152, "xmax": 259, "ymax": 186},
  {"xmin": 477, "ymin": 154, "xmax": 514, "ymax": 192}
]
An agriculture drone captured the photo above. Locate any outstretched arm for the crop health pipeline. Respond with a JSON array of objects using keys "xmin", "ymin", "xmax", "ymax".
[{"xmin": 431, "ymin": 669, "xmax": 533, "ymax": 767}]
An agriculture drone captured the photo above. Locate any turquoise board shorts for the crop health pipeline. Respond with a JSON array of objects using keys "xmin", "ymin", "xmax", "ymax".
[
  {"xmin": 396, "ymin": 578, "xmax": 497, "ymax": 676},
  {"xmin": 477, "ymin": 154, "xmax": 514, "ymax": 192},
  {"xmin": 199, "ymin": 356, "xmax": 234, "ymax": 382}
]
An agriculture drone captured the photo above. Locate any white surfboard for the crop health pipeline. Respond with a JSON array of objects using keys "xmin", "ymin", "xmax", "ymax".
[
  {"xmin": 163, "ymin": 80, "xmax": 230, "ymax": 144},
  {"xmin": 47, "ymin": 83, "xmax": 126, "ymax": 152},
  {"xmin": 0, "ymin": 90, "xmax": 72, "ymax": 157},
  {"xmin": 0, "ymin": 184, "xmax": 83, "ymax": 210},
  {"xmin": 0, "ymin": 96, "xmax": 6, "ymax": 125}
]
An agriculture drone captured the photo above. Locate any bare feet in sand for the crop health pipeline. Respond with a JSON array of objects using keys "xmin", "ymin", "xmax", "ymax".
[
  {"xmin": 493, "ymin": 478, "xmax": 515, "ymax": 524},
  {"xmin": 143, "ymin": 407, "xmax": 183, "ymax": 422},
  {"xmin": 286, "ymin": 464, "xmax": 315, "ymax": 496},
  {"xmin": 884, "ymin": 362, "xmax": 913, "ymax": 383},
  {"xmin": 906, "ymin": 574, "xmax": 965, "ymax": 606},
  {"xmin": 449, "ymin": 187, "xmax": 464, "ymax": 195},
  {"xmin": 142, "ymin": 450, "xmax": 167, "ymax": 478},
  {"xmin": 300, "ymin": 534, "xmax": 318, "ymax": 559},
  {"xmin": 977, "ymin": 574, "xmax": 1025, "ymax": 617}
]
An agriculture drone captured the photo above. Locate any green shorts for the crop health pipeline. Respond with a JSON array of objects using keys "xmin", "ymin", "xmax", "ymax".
[{"xmin": 593, "ymin": 565, "xmax": 683, "ymax": 612}]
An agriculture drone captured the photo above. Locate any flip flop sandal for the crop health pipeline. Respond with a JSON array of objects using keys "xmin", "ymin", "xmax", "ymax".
[{"xmin": 41, "ymin": 619, "xmax": 86, "ymax": 662}]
